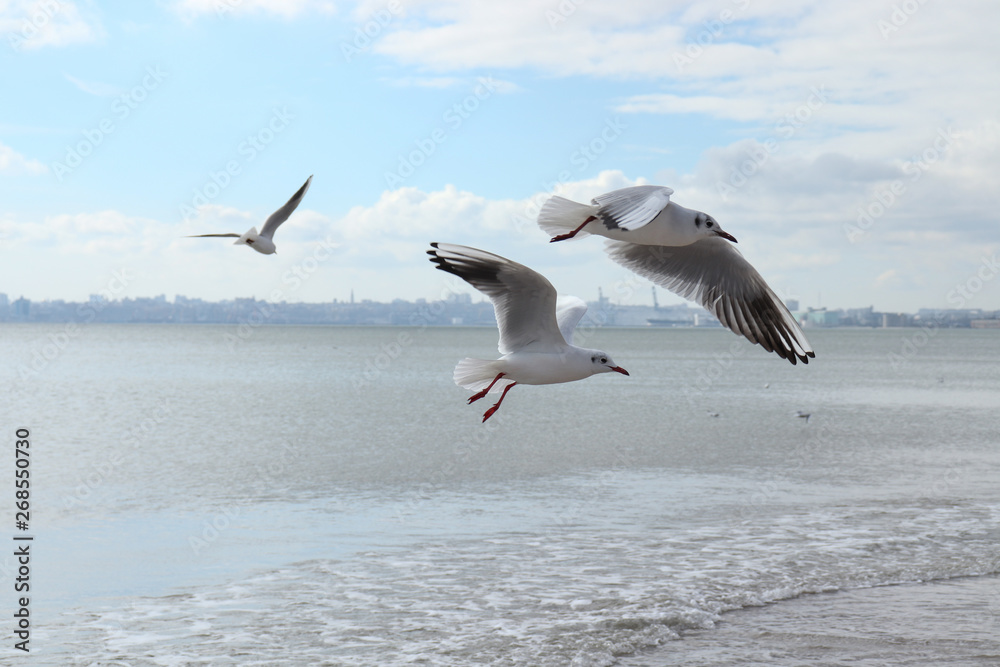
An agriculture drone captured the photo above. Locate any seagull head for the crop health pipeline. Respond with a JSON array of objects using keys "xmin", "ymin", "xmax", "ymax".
[
  {"xmin": 589, "ymin": 351, "xmax": 629, "ymax": 376},
  {"xmin": 694, "ymin": 211, "xmax": 738, "ymax": 244}
]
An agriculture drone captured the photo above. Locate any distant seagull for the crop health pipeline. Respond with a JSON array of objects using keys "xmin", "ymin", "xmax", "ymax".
[
  {"xmin": 795, "ymin": 410, "xmax": 811, "ymax": 423},
  {"xmin": 707, "ymin": 410, "xmax": 720, "ymax": 418},
  {"xmin": 187, "ymin": 175, "xmax": 312, "ymax": 255},
  {"xmin": 538, "ymin": 185, "xmax": 815, "ymax": 365},
  {"xmin": 427, "ymin": 243, "xmax": 629, "ymax": 422}
]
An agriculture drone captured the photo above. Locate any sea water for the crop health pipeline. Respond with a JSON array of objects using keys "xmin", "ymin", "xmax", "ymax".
[{"xmin": 1, "ymin": 323, "xmax": 998, "ymax": 665}]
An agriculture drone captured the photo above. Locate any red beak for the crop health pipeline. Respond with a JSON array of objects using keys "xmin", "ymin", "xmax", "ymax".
[
  {"xmin": 611, "ymin": 366, "xmax": 630, "ymax": 376},
  {"xmin": 715, "ymin": 229, "xmax": 738, "ymax": 243}
]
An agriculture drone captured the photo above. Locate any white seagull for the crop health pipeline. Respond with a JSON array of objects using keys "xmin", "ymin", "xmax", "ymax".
[
  {"xmin": 428, "ymin": 243, "xmax": 629, "ymax": 422},
  {"xmin": 187, "ymin": 175, "xmax": 312, "ymax": 255},
  {"xmin": 538, "ymin": 185, "xmax": 815, "ymax": 365}
]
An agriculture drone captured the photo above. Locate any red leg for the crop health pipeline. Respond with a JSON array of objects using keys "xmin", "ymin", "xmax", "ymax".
[
  {"xmin": 549, "ymin": 216, "xmax": 596, "ymax": 243},
  {"xmin": 482, "ymin": 382, "xmax": 517, "ymax": 422},
  {"xmin": 467, "ymin": 372, "xmax": 507, "ymax": 404}
]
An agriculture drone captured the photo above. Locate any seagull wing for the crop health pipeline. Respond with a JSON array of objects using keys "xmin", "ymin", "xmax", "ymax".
[
  {"xmin": 592, "ymin": 185, "xmax": 674, "ymax": 231},
  {"xmin": 555, "ymin": 296, "xmax": 588, "ymax": 345},
  {"xmin": 428, "ymin": 243, "xmax": 567, "ymax": 354},
  {"xmin": 260, "ymin": 175, "xmax": 313, "ymax": 240},
  {"xmin": 604, "ymin": 237, "xmax": 815, "ymax": 364},
  {"xmin": 186, "ymin": 233, "xmax": 240, "ymax": 238}
]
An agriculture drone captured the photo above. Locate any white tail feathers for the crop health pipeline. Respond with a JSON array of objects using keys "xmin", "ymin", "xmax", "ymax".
[
  {"xmin": 453, "ymin": 357, "xmax": 506, "ymax": 392},
  {"xmin": 234, "ymin": 226, "xmax": 260, "ymax": 246},
  {"xmin": 537, "ymin": 196, "xmax": 598, "ymax": 239}
]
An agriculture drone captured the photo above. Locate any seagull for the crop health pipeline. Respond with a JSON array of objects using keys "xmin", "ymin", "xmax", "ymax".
[
  {"xmin": 795, "ymin": 410, "xmax": 811, "ymax": 423},
  {"xmin": 427, "ymin": 243, "xmax": 629, "ymax": 422},
  {"xmin": 187, "ymin": 175, "xmax": 312, "ymax": 255},
  {"xmin": 538, "ymin": 185, "xmax": 815, "ymax": 365}
]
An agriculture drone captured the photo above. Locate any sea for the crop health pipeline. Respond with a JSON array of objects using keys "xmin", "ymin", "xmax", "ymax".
[{"xmin": 1, "ymin": 323, "xmax": 998, "ymax": 666}]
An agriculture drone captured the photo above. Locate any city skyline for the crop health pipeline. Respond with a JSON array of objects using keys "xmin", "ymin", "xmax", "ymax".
[{"xmin": 3, "ymin": 289, "xmax": 996, "ymax": 331}]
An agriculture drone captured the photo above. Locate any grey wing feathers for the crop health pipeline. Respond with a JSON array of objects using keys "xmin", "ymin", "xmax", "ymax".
[
  {"xmin": 428, "ymin": 243, "xmax": 567, "ymax": 354},
  {"xmin": 260, "ymin": 175, "xmax": 313, "ymax": 239},
  {"xmin": 592, "ymin": 185, "xmax": 674, "ymax": 231},
  {"xmin": 604, "ymin": 238, "xmax": 815, "ymax": 364},
  {"xmin": 555, "ymin": 296, "xmax": 588, "ymax": 345}
]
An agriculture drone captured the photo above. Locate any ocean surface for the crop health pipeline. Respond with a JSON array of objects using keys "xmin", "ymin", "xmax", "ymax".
[{"xmin": 2, "ymin": 323, "xmax": 999, "ymax": 665}]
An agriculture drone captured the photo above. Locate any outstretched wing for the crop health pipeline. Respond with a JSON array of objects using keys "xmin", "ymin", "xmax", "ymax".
[
  {"xmin": 592, "ymin": 185, "xmax": 674, "ymax": 232},
  {"xmin": 260, "ymin": 175, "xmax": 313, "ymax": 240},
  {"xmin": 604, "ymin": 237, "xmax": 815, "ymax": 364},
  {"xmin": 428, "ymin": 243, "xmax": 568, "ymax": 354},
  {"xmin": 555, "ymin": 296, "xmax": 588, "ymax": 345},
  {"xmin": 186, "ymin": 233, "xmax": 240, "ymax": 238}
]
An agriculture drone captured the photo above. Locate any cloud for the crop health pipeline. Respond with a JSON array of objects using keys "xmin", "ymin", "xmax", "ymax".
[
  {"xmin": 172, "ymin": 0, "xmax": 336, "ymax": 20},
  {"xmin": 2, "ymin": 0, "xmax": 103, "ymax": 50},
  {"xmin": 0, "ymin": 142, "xmax": 46, "ymax": 175},
  {"xmin": 63, "ymin": 72, "xmax": 123, "ymax": 97},
  {"xmin": 385, "ymin": 75, "xmax": 522, "ymax": 93},
  {"xmin": 370, "ymin": 1, "xmax": 1000, "ymax": 169}
]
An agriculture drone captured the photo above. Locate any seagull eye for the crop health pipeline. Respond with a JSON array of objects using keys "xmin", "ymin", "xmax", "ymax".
[
  {"xmin": 706, "ymin": 221, "xmax": 714, "ymax": 228},
  {"xmin": 600, "ymin": 357, "xmax": 607, "ymax": 364}
]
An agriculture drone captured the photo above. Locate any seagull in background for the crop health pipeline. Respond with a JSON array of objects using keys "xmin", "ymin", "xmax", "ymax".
[
  {"xmin": 427, "ymin": 243, "xmax": 629, "ymax": 422},
  {"xmin": 795, "ymin": 410, "xmax": 811, "ymax": 423},
  {"xmin": 187, "ymin": 175, "xmax": 312, "ymax": 255},
  {"xmin": 538, "ymin": 185, "xmax": 815, "ymax": 365}
]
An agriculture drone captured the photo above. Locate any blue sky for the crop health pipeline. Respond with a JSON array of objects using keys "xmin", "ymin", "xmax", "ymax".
[{"xmin": 1, "ymin": 0, "xmax": 998, "ymax": 312}]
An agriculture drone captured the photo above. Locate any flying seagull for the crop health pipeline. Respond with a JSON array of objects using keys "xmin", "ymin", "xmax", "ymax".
[
  {"xmin": 538, "ymin": 185, "xmax": 815, "ymax": 365},
  {"xmin": 187, "ymin": 175, "xmax": 312, "ymax": 255},
  {"xmin": 427, "ymin": 243, "xmax": 629, "ymax": 422}
]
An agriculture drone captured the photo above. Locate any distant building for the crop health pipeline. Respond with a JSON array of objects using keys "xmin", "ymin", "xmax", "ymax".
[
  {"xmin": 785, "ymin": 299, "xmax": 799, "ymax": 311},
  {"xmin": 12, "ymin": 296, "xmax": 30, "ymax": 319},
  {"xmin": 881, "ymin": 312, "xmax": 909, "ymax": 327},
  {"xmin": 804, "ymin": 307, "xmax": 842, "ymax": 327}
]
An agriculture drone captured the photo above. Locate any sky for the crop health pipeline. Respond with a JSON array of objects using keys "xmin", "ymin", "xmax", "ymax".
[{"xmin": 1, "ymin": 0, "xmax": 998, "ymax": 312}]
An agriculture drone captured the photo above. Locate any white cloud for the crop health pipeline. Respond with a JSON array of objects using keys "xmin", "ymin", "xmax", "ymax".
[
  {"xmin": 63, "ymin": 72, "xmax": 123, "ymax": 97},
  {"xmin": 0, "ymin": 142, "xmax": 46, "ymax": 175},
  {"xmin": 172, "ymin": 0, "xmax": 336, "ymax": 20},
  {"xmin": 2, "ymin": 0, "xmax": 103, "ymax": 50},
  {"xmin": 370, "ymin": 0, "xmax": 1000, "ymax": 168}
]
